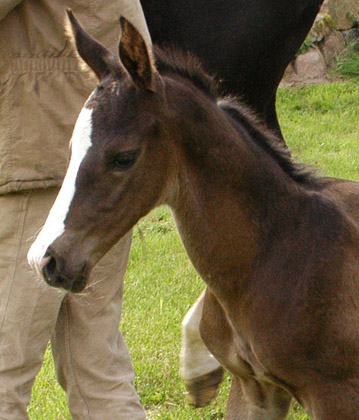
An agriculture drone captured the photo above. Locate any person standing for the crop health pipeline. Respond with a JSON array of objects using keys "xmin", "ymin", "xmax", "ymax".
[{"xmin": 0, "ymin": 1, "xmax": 150, "ymax": 419}]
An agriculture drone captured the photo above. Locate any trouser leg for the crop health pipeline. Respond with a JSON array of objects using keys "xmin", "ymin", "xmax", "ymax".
[
  {"xmin": 52, "ymin": 232, "xmax": 146, "ymax": 420},
  {"xmin": 0, "ymin": 188, "xmax": 66, "ymax": 420},
  {"xmin": 0, "ymin": 188, "xmax": 145, "ymax": 419}
]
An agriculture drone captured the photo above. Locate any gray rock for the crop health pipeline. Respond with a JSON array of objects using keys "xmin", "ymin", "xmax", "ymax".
[
  {"xmin": 328, "ymin": 0, "xmax": 359, "ymax": 30},
  {"xmin": 319, "ymin": 31, "xmax": 346, "ymax": 66},
  {"xmin": 294, "ymin": 48, "xmax": 327, "ymax": 79}
]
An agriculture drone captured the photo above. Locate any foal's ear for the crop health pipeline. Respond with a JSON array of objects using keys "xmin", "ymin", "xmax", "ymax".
[
  {"xmin": 119, "ymin": 17, "xmax": 157, "ymax": 92},
  {"xmin": 66, "ymin": 9, "xmax": 121, "ymax": 80}
]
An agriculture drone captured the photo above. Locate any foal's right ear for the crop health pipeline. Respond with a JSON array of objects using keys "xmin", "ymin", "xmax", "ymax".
[
  {"xmin": 66, "ymin": 9, "xmax": 121, "ymax": 80},
  {"xmin": 119, "ymin": 17, "xmax": 158, "ymax": 92}
]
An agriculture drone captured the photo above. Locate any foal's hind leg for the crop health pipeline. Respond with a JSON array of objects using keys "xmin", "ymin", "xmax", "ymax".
[
  {"xmin": 180, "ymin": 290, "xmax": 223, "ymax": 407},
  {"xmin": 226, "ymin": 375, "xmax": 292, "ymax": 420}
]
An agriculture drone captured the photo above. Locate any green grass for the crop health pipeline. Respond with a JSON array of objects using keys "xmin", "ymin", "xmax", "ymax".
[
  {"xmin": 29, "ymin": 81, "xmax": 359, "ymax": 419},
  {"xmin": 335, "ymin": 41, "xmax": 359, "ymax": 80},
  {"xmin": 278, "ymin": 81, "xmax": 359, "ymax": 180}
]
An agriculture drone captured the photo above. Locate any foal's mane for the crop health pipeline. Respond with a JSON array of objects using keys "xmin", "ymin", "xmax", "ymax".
[{"xmin": 154, "ymin": 46, "xmax": 315, "ymax": 185}]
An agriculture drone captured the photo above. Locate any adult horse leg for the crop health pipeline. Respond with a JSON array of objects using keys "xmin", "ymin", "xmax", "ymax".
[
  {"xmin": 226, "ymin": 376, "xmax": 292, "ymax": 420},
  {"xmin": 264, "ymin": 95, "xmax": 285, "ymax": 143},
  {"xmin": 180, "ymin": 290, "xmax": 223, "ymax": 407}
]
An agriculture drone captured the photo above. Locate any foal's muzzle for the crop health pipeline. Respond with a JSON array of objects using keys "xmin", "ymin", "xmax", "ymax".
[{"xmin": 41, "ymin": 249, "xmax": 90, "ymax": 293}]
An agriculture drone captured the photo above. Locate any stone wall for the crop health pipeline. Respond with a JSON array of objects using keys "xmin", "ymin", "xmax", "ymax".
[
  {"xmin": 329, "ymin": 0, "xmax": 359, "ymax": 30},
  {"xmin": 283, "ymin": 0, "xmax": 359, "ymax": 85}
]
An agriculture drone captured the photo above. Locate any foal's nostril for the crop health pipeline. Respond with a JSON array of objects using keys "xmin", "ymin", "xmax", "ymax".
[
  {"xmin": 41, "ymin": 253, "xmax": 81, "ymax": 292},
  {"xmin": 40, "ymin": 251, "xmax": 89, "ymax": 293},
  {"xmin": 42, "ymin": 256, "xmax": 57, "ymax": 283},
  {"xmin": 44, "ymin": 256, "xmax": 56, "ymax": 276}
]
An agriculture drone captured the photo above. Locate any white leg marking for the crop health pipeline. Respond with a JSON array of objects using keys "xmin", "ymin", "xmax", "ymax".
[
  {"xmin": 180, "ymin": 291, "xmax": 221, "ymax": 380},
  {"xmin": 27, "ymin": 106, "xmax": 94, "ymax": 278}
]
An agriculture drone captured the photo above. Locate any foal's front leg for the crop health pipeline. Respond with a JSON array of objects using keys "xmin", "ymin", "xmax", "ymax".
[
  {"xmin": 199, "ymin": 288, "xmax": 292, "ymax": 419},
  {"xmin": 227, "ymin": 375, "xmax": 292, "ymax": 420},
  {"xmin": 180, "ymin": 290, "xmax": 223, "ymax": 406}
]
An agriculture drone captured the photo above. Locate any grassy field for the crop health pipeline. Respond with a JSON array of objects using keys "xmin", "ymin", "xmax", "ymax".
[{"xmin": 28, "ymin": 80, "xmax": 359, "ymax": 419}]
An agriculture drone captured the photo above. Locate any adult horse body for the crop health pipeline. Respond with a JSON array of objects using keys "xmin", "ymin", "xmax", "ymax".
[
  {"xmin": 28, "ymin": 14, "xmax": 359, "ymax": 420},
  {"xmin": 141, "ymin": 0, "xmax": 324, "ymax": 135}
]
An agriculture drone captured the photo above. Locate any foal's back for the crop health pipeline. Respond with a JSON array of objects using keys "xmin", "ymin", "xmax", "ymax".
[{"xmin": 320, "ymin": 177, "xmax": 359, "ymax": 223}]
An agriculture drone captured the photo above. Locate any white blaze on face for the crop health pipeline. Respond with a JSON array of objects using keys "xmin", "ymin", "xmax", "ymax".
[{"xmin": 27, "ymin": 106, "xmax": 94, "ymax": 278}]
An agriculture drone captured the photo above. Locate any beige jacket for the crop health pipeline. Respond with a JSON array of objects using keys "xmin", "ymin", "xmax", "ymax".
[{"xmin": 0, "ymin": 1, "xmax": 122, "ymax": 194}]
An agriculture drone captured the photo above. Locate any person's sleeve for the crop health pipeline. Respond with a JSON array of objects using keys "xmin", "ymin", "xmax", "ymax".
[{"xmin": 0, "ymin": 0, "xmax": 23, "ymax": 20}]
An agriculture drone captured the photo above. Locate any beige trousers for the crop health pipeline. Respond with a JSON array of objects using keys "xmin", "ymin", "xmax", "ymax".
[{"xmin": 0, "ymin": 188, "xmax": 145, "ymax": 420}]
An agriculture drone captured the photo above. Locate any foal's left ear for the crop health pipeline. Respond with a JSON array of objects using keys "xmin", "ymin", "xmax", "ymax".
[
  {"xmin": 119, "ymin": 17, "xmax": 158, "ymax": 92},
  {"xmin": 66, "ymin": 9, "xmax": 122, "ymax": 80}
]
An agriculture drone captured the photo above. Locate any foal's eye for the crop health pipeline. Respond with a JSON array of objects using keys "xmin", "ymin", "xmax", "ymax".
[{"xmin": 113, "ymin": 151, "xmax": 138, "ymax": 171}]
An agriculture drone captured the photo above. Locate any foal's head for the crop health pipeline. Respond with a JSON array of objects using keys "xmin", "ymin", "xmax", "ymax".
[{"xmin": 28, "ymin": 12, "xmax": 177, "ymax": 292}]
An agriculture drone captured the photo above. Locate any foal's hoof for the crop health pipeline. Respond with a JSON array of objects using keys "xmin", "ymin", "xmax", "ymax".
[{"xmin": 184, "ymin": 367, "xmax": 224, "ymax": 407}]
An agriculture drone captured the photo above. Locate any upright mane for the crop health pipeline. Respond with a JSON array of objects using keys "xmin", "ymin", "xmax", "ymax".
[
  {"xmin": 154, "ymin": 46, "xmax": 219, "ymax": 100},
  {"xmin": 154, "ymin": 46, "xmax": 315, "ymax": 185}
]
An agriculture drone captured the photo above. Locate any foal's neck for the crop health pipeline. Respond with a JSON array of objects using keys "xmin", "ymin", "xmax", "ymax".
[{"xmin": 167, "ymin": 94, "xmax": 303, "ymax": 300}]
